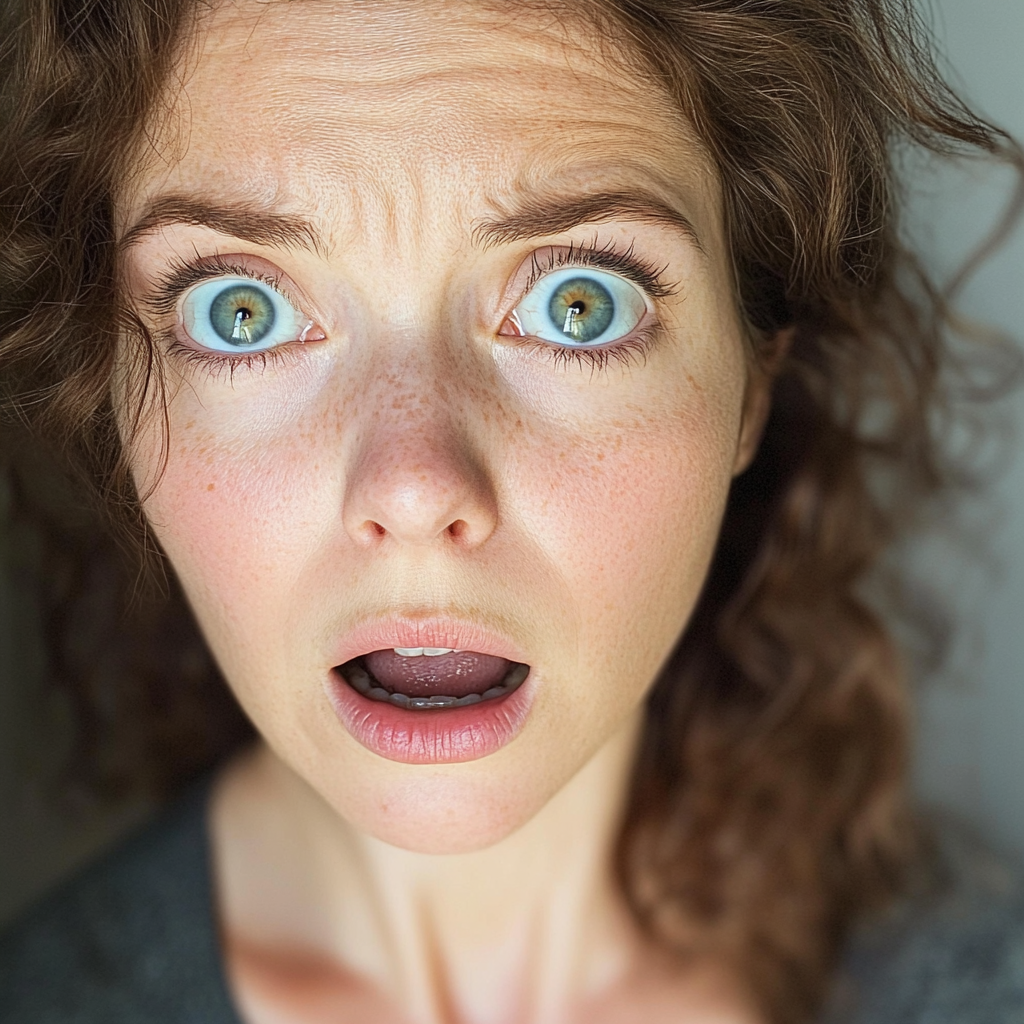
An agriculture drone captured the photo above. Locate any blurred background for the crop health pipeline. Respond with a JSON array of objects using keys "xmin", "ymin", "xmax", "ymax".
[
  {"xmin": 0, "ymin": 0, "xmax": 1022, "ymax": 929},
  {"xmin": 903, "ymin": 0, "xmax": 1024, "ymax": 862}
]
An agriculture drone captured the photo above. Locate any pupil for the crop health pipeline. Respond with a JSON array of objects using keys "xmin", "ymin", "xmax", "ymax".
[{"xmin": 569, "ymin": 301, "xmax": 586, "ymax": 314}]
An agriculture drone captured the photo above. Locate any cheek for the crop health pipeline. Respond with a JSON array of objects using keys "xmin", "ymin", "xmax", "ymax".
[
  {"xmin": 132, "ymin": 375, "xmax": 351, "ymax": 667},
  {"xmin": 503, "ymin": 392, "xmax": 741, "ymax": 690}
]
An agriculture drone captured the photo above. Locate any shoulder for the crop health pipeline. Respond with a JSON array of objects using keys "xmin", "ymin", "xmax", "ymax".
[
  {"xmin": 826, "ymin": 823, "xmax": 1024, "ymax": 1024},
  {"xmin": 0, "ymin": 778, "xmax": 239, "ymax": 1024}
]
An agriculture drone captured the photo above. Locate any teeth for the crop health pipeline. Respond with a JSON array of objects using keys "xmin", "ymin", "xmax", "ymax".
[
  {"xmin": 344, "ymin": 662, "xmax": 372, "ymax": 694},
  {"xmin": 393, "ymin": 647, "xmax": 458, "ymax": 657},
  {"xmin": 338, "ymin": 660, "xmax": 530, "ymax": 711}
]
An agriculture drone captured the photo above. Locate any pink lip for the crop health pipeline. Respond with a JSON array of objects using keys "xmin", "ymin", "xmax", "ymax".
[
  {"xmin": 330, "ymin": 616, "xmax": 527, "ymax": 668},
  {"xmin": 324, "ymin": 616, "xmax": 535, "ymax": 765}
]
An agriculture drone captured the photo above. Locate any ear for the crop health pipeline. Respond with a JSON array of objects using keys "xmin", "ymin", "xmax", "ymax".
[{"xmin": 732, "ymin": 327, "xmax": 794, "ymax": 477}]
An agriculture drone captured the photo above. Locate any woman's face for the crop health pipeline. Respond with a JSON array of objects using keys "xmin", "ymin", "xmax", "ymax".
[{"xmin": 119, "ymin": 0, "xmax": 764, "ymax": 853}]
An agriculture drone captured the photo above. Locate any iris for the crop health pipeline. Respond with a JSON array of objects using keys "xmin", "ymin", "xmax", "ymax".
[
  {"xmin": 208, "ymin": 284, "xmax": 276, "ymax": 346},
  {"xmin": 547, "ymin": 277, "xmax": 615, "ymax": 343},
  {"xmin": 509, "ymin": 266, "xmax": 647, "ymax": 349}
]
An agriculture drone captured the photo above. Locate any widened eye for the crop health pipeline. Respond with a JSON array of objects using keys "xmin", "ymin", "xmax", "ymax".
[
  {"xmin": 505, "ymin": 267, "xmax": 648, "ymax": 348},
  {"xmin": 180, "ymin": 277, "xmax": 315, "ymax": 353}
]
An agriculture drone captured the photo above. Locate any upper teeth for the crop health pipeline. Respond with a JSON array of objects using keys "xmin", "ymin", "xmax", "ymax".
[{"xmin": 393, "ymin": 647, "xmax": 458, "ymax": 657}]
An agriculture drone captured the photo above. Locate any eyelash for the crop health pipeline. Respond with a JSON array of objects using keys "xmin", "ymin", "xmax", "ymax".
[
  {"xmin": 515, "ymin": 239, "xmax": 675, "ymax": 371},
  {"xmin": 147, "ymin": 254, "xmax": 301, "ymax": 380},
  {"xmin": 522, "ymin": 238, "xmax": 675, "ymax": 299},
  {"xmin": 147, "ymin": 253, "xmax": 286, "ymax": 317},
  {"xmin": 146, "ymin": 240, "xmax": 676, "ymax": 377}
]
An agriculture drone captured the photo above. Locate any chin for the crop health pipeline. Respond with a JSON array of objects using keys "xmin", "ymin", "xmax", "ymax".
[{"xmin": 308, "ymin": 744, "xmax": 567, "ymax": 855}]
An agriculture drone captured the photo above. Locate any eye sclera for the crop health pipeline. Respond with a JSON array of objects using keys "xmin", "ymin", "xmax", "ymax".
[
  {"xmin": 498, "ymin": 264, "xmax": 652, "ymax": 351},
  {"xmin": 145, "ymin": 250, "xmax": 327, "ymax": 360},
  {"xmin": 177, "ymin": 273, "xmax": 327, "ymax": 356}
]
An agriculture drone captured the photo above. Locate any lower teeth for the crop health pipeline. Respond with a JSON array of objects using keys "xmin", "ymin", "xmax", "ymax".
[{"xmin": 341, "ymin": 661, "xmax": 529, "ymax": 709}]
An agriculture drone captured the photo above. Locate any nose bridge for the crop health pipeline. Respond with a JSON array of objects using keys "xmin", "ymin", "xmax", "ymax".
[{"xmin": 341, "ymin": 328, "xmax": 498, "ymax": 549}]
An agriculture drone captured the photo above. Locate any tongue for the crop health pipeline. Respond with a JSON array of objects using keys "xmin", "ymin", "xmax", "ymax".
[{"xmin": 362, "ymin": 649, "xmax": 512, "ymax": 699}]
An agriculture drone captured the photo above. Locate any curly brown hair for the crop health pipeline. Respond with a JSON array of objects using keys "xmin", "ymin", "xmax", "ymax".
[{"xmin": 0, "ymin": 1, "xmax": 1021, "ymax": 1022}]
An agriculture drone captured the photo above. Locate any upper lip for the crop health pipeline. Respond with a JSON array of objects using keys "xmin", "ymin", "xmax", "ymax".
[{"xmin": 331, "ymin": 615, "xmax": 528, "ymax": 668}]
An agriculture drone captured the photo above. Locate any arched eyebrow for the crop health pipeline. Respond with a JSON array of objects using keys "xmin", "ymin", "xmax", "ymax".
[
  {"xmin": 473, "ymin": 190, "xmax": 705, "ymax": 256},
  {"xmin": 122, "ymin": 190, "xmax": 702, "ymax": 260},
  {"xmin": 120, "ymin": 195, "xmax": 328, "ymax": 257}
]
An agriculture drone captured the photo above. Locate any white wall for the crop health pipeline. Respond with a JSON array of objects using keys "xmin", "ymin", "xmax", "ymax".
[{"xmin": 908, "ymin": 0, "xmax": 1024, "ymax": 859}]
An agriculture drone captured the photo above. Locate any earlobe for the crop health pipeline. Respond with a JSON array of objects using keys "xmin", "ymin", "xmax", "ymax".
[{"xmin": 732, "ymin": 327, "xmax": 794, "ymax": 477}]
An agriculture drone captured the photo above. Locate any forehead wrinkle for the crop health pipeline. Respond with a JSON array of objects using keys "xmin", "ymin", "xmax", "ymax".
[
  {"xmin": 137, "ymin": 0, "xmax": 724, "ymax": 272},
  {"xmin": 205, "ymin": 74, "xmax": 662, "ymax": 175},
  {"xmin": 175, "ymin": 2, "xmax": 680, "ymax": 153},
  {"xmin": 190, "ymin": 0, "xmax": 624, "ymax": 89}
]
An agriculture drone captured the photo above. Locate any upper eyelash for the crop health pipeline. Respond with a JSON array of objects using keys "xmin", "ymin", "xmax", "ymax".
[
  {"xmin": 144, "ymin": 253, "xmax": 287, "ymax": 317},
  {"xmin": 513, "ymin": 239, "xmax": 673, "ymax": 372},
  {"xmin": 144, "ymin": 241, "xmax": 671, "ymax": 377},
  {"xmin": 522, "ymin": 238, "xmax": 677, "ymax": 299}
]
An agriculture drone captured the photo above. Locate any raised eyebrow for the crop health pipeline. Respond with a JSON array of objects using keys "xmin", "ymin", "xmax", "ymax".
[
  {"xmin": 472, "ymin": 190, "xmax": 706, "ymax": 256},
  {"xmin": 119, "ymin": 195, "xmax": 329, "ymax": 258}
]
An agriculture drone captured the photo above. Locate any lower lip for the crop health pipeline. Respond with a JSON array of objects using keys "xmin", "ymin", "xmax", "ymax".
[{"xmin": 325, "ymin": 667, "xmax": 535, "ymax": 764}]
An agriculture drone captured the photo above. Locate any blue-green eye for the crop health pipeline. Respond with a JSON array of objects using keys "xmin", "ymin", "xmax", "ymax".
[
  {"xmin": 510, "ymin": 267, "xmax": 648, "ymax": 347},
  {"xmin": 181, "ymin": 277, "xmax": 313, "ymax": 353}
]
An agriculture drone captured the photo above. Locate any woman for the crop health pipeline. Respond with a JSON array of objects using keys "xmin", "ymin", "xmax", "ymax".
[{"xmin": 0, "ymin": 0, "xmax": 1021, "ymax": 1022}]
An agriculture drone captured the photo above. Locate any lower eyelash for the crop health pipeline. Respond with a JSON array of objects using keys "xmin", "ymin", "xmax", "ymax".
[
  {"xmin": 162, "ymin": 334, "xmax": 290, "ymax": 382},
  {"xmin": 528, "ymin": 326, "xmax": 660, "ymax": 374}
]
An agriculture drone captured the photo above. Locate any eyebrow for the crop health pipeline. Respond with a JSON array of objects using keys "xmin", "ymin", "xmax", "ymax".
[
  {"xmin": 119, "ymin": 196, "xmax": 328, "ymax": 257},
  {"xmin": 121, "ymin": 190, "xmax": 703, "ymax": 260},
  {"xmin": 473, "ymin": 190, "xmax": 705, "ymax": 256}
]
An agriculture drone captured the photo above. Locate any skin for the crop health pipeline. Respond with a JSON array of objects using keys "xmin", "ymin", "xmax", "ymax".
[{"xmin": 117, "ymin": 1, "xmax": 775, "ymax": 1021}]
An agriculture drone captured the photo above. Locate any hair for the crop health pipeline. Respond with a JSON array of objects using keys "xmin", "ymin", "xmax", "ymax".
[{"xmin": 0, "ymin": 1, "xmax": 1021, "ymax": 1022}]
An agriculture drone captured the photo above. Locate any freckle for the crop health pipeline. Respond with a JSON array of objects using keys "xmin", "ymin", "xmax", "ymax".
[
  {"xmin": 597, "ymin": 453, "xmax": 605, "ymax": 461},
  {"xmin": 207, "ymin": 483, "xmax": 215, "ymax": 491}
]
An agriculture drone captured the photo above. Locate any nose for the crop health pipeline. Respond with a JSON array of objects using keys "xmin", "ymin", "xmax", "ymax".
[{"xmin": 341, "ymin": 377, "xmax": 499, "ymax": 550}]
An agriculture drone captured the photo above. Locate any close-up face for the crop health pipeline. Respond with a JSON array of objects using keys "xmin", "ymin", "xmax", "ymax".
[{"xmin": 117, "ymin": 0, "xmax": 763, "ymax": 854}]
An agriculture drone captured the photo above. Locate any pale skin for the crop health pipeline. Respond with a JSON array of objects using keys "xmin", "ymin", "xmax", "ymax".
[{"xmin": 116, "ymin": 1, "xmax": 777, "ymax": 1021}]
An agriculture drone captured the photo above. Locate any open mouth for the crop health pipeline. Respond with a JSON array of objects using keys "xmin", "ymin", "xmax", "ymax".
[{"xmin": 337, "ymin": 648, "xmax": 531, "ymax": 710}]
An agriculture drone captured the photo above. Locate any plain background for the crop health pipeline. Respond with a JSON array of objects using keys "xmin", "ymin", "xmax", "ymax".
[
  {"xmin": 907, "ymin": 0, "xmax": 1024, "ymax": 860},
  {"xmin": 0, "ymin": 0, "xmax": 1022, "ymax": 928}
]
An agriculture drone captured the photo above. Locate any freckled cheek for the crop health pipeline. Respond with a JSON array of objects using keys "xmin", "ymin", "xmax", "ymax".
[
  {"xmin": 508, "ymin": 412, "xmax": 736, "ymax": 678},
  {"xmin": 137, "ymin": 416, "xmax": 339, "ymax": 656}
]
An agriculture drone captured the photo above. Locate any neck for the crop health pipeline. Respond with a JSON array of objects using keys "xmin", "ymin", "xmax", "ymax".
[{"xmin": 212, "ymin": 717, "xmax": 645, "ymax": 1024}]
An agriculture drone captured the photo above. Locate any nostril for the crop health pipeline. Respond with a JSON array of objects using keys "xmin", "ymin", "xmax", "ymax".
[{"xmin": 341, "ymin": 450, "xmax": 498, "ymax": 548}]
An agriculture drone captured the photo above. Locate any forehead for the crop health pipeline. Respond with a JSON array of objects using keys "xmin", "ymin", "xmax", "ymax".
[{"xmin": 126, "ymin": 0, "xmax": 721, "ymax": 252}]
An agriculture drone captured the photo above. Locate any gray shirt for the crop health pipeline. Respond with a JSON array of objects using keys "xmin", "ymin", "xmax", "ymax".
[{"xmin": 1, "ymin": 781, "xmax": 1022, "ymax": 1023}]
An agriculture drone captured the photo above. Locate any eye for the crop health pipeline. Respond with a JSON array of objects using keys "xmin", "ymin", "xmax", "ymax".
[
  {"xmin": 180, "ymin": 276, "xmax": 315, "ymax": 353},
  {"xmin": 505, "ymin": 267, "xmax": 648, "ymax": 347}
]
